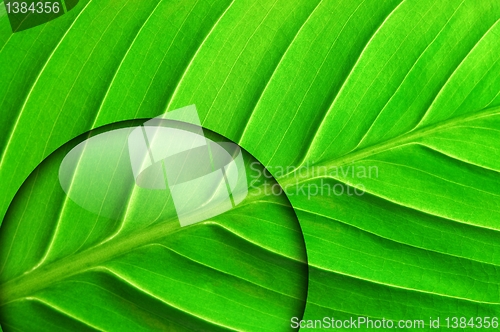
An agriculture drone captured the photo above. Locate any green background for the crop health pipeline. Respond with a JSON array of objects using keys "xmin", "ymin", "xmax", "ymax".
[{"xmin": 1, "ymin": 0, "xmax": 500, "ymax": 330}]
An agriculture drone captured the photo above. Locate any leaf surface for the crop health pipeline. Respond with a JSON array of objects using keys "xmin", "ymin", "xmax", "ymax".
[
  {"xmin": 1, "ymin": 0, "xmax": 500, "ymax": 329},
  {"xmin": 0, "ymin": 122, "xmax": 308, "ymax": 331}
]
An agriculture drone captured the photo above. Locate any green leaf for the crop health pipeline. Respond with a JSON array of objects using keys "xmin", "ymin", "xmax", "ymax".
[
  {"xmin": 1, "ymin": 0, "xmax": 500, "ymax": 330},
  {"xmin": 0, "ymin": 120, "xmax": 308, "ymax": 330}
]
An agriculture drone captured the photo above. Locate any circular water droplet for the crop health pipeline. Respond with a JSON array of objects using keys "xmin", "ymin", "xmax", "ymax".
[{"xmin": 1, "ymin": 116, "xmax": 308, "ymax": 331}]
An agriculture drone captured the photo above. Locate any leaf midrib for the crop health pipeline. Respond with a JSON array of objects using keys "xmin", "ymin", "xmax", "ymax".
[
  {"xmin": 0, "ymin": 188, "xmax": 301, "ymax": 306},
  {"xmin": 0, "ymin": 217, "xmax": 180, "ymax": 306},
  {"xmin": 279, "ymin": 105, "xmax": 500, "ymax": 185}
]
